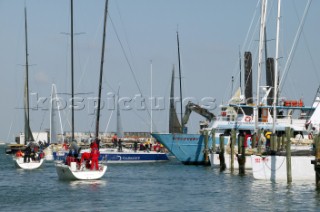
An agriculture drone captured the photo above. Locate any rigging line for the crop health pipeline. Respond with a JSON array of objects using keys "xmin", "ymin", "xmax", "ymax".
[
  {"xmin": 7, "ymin": 117, "xmax": 15, "ymax": 142},
  {"xmin": 108, "ymin": 14, "xmax": 143, "ymax": 96},
  {"xmin": 222, "ymin": 0, "xmax": 260, "ymax": 103},
  {"xmin": 114, "ymin": 1, "xmax": 136, "ymax": 71},
  {"xmin": 301, "ymin": 33, "xmax": 320, "ymax": 83},
  {"xmin": 108, "ymin": 14, "xmax": 152, "ymax": 118},
  {"xmin": 279, "ymin": 0, "xmax": 312, "ymax": 91},
  {"xmin": 243, "ymin": 0, "xmax": 261, "ymax": 50},
  {"xmin": 104, "ymin": 109, "xmax": 114, "ymax": 133},
  {"xmin": 292, "ymin": 3, "xmax": 320, "ymax": 84}
]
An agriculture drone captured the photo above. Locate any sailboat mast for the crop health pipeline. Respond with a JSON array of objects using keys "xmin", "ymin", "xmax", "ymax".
[
  {"xmin": 24, "ymin": 6, "xmax": 31, "ymax": 144},
  {"xmin": 150, "ymin": 60, "xmax": 153, "ymax": 134},
  {"xmin": 95, "ymin": 0, "xmax": 109, "ymax": 139},
  {"xmin": 272, "ymin": 0, "xmax": 281, "ymax": 133},
  {"xmin": 239, "ymin": 47, "xmax": 242, "ymax": 94},
  {"xmin": 176, "ymin": 31, "xmax": 183, "ymax": 133},
  {"xmin": 70, "ymin": 0, "xmax": 75, "ymax": 142},
  {"xmin": 254, "ymin": 0, "xmax": 268, "ymax": 133}
]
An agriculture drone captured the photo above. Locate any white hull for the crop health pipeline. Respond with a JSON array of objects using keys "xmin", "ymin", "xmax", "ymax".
[
  {"xmin": 209, "ymin": 153, "xmax": 252, "ymax": 169},
  {"xmin": 15, "ymin": 157, "xmax": 44, "ymax": 170},
  {"xmin": 251, "ymin": 155, "xmax": 315, "ymax": 181},
  {"xmin": 55, "ymin": 162, "xmax": 107, "ymax": 181}
]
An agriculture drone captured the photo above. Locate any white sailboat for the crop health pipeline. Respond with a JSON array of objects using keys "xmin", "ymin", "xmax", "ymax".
[
  {"xmin": 14, "ymin": 6, "xmax": 44, "ymax": 170},
  {"xmin": 15, "ymin": 157, "xmax": 44, "ymax": 170},
  {"xmin": 250, "ymin": 0, "xmax": 317, "ymax": 181},
  {"xmin": 43, "ymin": 84, "xmax": 65, "ymax": 161},
  {"xmin": 55, "ymin": 0, "xmax": 108, "ymax": 180}
]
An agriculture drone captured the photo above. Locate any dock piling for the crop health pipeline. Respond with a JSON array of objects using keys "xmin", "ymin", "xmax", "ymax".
[
  {"xmin": 285, "ymin": 127, "xmax": 292, "ymax": 183},
  {"xmin": 219, "ymin": 134, "xmax": 226, "ymax": 171},
  {"xmin": 231, "ymin": 129, "xmax": 236, "ymax": 172},
  {"xmin": 238, "ymin": 134, "xmax": 245, "ymax": 174},
  {"xmin": 211, "ymin": 129, "xmax": 216, "ymax": 153},
  {"xmin": 203, "ymin": 130, "xmax": 209, "ymax": 165}
]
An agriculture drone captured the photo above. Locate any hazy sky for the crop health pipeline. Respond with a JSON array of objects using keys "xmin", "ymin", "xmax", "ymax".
[{"xmin": 0, "ymin": 0, "xmax": 319, "ymax": 142}]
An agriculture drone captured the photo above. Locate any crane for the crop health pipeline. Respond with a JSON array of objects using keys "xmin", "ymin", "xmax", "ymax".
[{"xmin": 182, "ymin": 101, "xmax": 215, "ymax": 126}]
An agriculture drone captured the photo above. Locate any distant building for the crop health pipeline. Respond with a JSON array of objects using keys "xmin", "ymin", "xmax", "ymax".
[{"xmin": 18, "ymin": 131, "xmax": 49, "ymax": 145}]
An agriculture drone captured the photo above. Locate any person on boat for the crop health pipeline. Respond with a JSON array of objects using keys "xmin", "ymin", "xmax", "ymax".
[
  {"xmin": 38, "ymin": 151, "xmax": 44, "ymax": 160},
  {"xmin": 118, "ymin": 139, "xmax": 122, "ymax": 152},
  {"xmin": 144, "ymin": 142, "xmax": 150, "ymax": 152},
  {"xmin": 243, "ymin": 132, "xmax": 252, "ymax": 149},
  {"xmin": 62, "ymin": 140, "xmax": 69, "ymax": 150},
  {"xmin": 16, "ymin": 149, "xmax": 24, "ymax": 158},
  {"xmin": 160, "ymin": 144, "xmax": 164, "ymax": 152},
  {"xmin": 133, "ymin": 141, "xmax": 138, "ymax": 152},
  {"xmin": 65, "ymin": 152, "xmax": 76, "ymax": 166},
  {"xmin": 90, "ymin": 140, "xmax": 98, "ymax": 151},
  {"xmin": 265, "ymin": 130, "xmax": 272, "ymax": 151},
  {"xmin": 154, "ymin": 142, "xmax": 161, "ymax": 152},
  {"xmin": 112, "ymin": 133, "xmax": 118, "ymax": 148},
  {"xmin": 80, "ymin": 152, "xmax": 91, "ymax": 169},
  {"xmin": 39, "ymin": 141, "xmax": 44, "ymax": 152},
  {"xmin": 260, "ymin": 132, "xmax": 266, "ymax": 145},
  {"xmin": 24, "ymin": 145, "xmax": 31, "ymax": 163},
  {"xmin": 140, "ymin": 143, "xmax": 145, "ymax": 151},
  {"xmin": 70, "ymin": 140, "xmax": 80, "ymax": 158},
  {"xmin": 90, "ymin": 147, "xmax": 100, "ymax": 170}
]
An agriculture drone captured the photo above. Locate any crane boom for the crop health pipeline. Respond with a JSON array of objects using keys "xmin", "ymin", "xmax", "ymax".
[{"xmin": 182, "ymin": 101, "xmax": 215, "ymax": 126}]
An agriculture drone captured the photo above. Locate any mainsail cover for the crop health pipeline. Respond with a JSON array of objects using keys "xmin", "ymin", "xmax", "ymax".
[{"xmin": 169, "ymin": 68, "xmax": 182, "ymax": 133}]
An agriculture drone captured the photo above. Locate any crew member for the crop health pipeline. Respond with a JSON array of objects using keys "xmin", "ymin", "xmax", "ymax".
[
  {"xmin": 24, "ymin": 145, "xmax": 31, "ymax": 163},
  {"xmin": 80, "ymin": 152, "xmax": 91, "ymax": 169},
  {"xmin": 90, "ymin": 140, "xmax": 98, "ymax": 151},
  {"xmin": 90, "ymin": 148, "xmax": 100, "ymax": 170},
  {"xmin": 16, "ymin": 149, "xmax": 24, "ymax": 158},
  {"xmin": 112, "ymin": 134, "xmax": 118, "ymax": 148},
  {"xmin": 265, "ymin": 130, "xmax": 272, "ymax": 150},
  {"xmin": 118, "ymin": 139, "xmax": 122, "ymax": 152}
]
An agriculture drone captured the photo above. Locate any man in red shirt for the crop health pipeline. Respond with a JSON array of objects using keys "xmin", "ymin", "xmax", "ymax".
[{"xmin": 90, "ymin": 148, "xmax": 100, "ymax": 170}]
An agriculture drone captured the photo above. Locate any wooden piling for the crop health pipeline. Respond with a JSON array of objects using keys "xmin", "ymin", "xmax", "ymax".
[
  {"xmin": 281, "ymin": 133, "xmax": 286, "ymax": 150},
  {"xmin": 211, "ymin": 129, "xmax": 216, "ymax": 153},
  {"xmin": 257, "ymin": 129, "xmax": 261, "ymax": 155},
  {"xmin": 285, "ymin": 127, "xmax": 292, "ymax": 183},
  {"xmin": 238, "ymin": 135, "xmax": 245, "ymax": 174},
  {"xmin": 231, "ymin": 129, "xmax": 236, "ymax": 172},
  {"xmin": 219, "ymin": 135, "xmax": 226, "ymax": 171},
  {"xmin": 237, "ymin": 133, "xmax": 241, "ymax": 155},
  {"xmin": 277, "ymin": 135, "xmax": 281, "ymax": 152}
]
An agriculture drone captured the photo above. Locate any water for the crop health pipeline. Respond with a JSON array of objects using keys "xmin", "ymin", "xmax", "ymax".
[{"xmin": 1, "ymin": 145, "xmax": 320, "ymax": 212}]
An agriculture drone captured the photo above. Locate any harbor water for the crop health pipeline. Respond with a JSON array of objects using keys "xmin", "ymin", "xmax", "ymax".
[{"xmin": 1, "ymin": 145, "xmax": 320, "ymax": 212}]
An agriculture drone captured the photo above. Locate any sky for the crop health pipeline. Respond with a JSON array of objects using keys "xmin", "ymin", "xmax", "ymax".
[{"xmin": 0, "ymin": 0, "xmax": 319, "ymax": 143}]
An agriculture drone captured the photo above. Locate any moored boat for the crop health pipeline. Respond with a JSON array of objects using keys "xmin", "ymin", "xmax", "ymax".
[
  {"xmin": 251, "ymin": 154, "xmax": 314, "ymax": 181},
  {"xmin": 152, "ymin": 133, "xmax": 218, "ymax": 165}
]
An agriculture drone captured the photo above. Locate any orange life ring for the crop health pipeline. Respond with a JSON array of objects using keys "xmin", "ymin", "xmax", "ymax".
[{"xmin": 245, "ymin": 116, "xmax": 252, "ymax": 122}]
